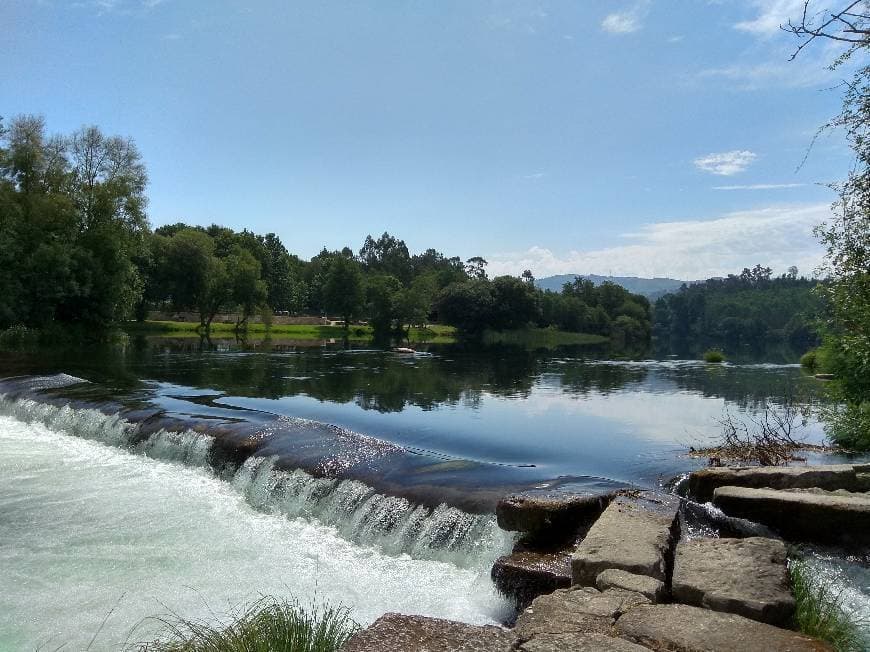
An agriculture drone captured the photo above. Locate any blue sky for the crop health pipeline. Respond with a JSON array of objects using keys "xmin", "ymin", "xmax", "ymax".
[{"xmin": 2, "ymin": 1, "xmax": 861, "ymax": 279}]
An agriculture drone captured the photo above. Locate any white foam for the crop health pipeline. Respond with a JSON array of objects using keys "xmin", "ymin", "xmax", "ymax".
[{"xmin": 0, "ymin": 415, "xmax": 512, "ymax": 650}]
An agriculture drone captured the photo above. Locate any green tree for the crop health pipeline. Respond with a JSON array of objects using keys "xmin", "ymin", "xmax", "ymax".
[
  {"xmin": 226, "ymin": 248, "xmax": 267, "ymax": 329},
  {"xmin": 366, "ymin": 274, "xmax": 403, "ymax": 334},
  {"xmin": 323, "ymin": 255, "xmax": 365, "ymax": 329},
  {"xmin": 434, "ymin": 280, "xmax": 494, "ymax": 334}
]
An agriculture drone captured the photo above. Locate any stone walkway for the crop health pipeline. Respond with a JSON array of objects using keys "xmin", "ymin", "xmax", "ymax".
[{"xmin": 340, "ymin": 466, "xmax": 856, "ymax": 651}]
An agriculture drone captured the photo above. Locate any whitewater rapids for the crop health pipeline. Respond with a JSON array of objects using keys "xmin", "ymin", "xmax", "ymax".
[{"xmin": 0, "ymin": 413, "xmax": 512, "ymax": 650}]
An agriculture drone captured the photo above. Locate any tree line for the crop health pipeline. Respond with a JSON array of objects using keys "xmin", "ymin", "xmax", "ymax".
[
  {"xmin": 653, "ymin": 264, "xmax": 822, "ymax": 352},
  {"xmin": 0, "ymin": 115, "xmax": 652, "ymax": 343}
]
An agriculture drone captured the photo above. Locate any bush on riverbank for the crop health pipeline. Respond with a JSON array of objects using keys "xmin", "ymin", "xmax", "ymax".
[
  {"xmin": 136, "ymin": 597, "xmax": 358, "ymax": 652},
  {"xmin": 790, "ymin": 559, "xmax": 864, "ymax": 652}
]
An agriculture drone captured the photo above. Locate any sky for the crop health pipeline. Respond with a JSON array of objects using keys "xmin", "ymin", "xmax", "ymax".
[{"xmin": 2, "ymin": 0, "xmax": 863, "ymax": 280}]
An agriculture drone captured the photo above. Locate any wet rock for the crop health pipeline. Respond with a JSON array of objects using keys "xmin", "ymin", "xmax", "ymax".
[
  {"xmin": 572, "ymin": 493, "xmax": 680, "ymax": 585},
  {"xmin": 496, "ymin": 492, "xmax": 612, "ymax": 538},
  {"xmin": 596, "ymin": 569, "xmax": 666, "ymax": 603},
  {"xmin": 518, "ymin": 632, "xmax": 651, "ymax": 651},
  {"xmin": 616, "ymin": 604, "xmax": 832, "ymax": 652},
  {"xmin": 340, "ymin": 613, "xmax": 514, "ymax": 652},
  {"xmin": 513, "ymin": 586, "xmax": 649, "ymax": 643},
  {"xmin": 491, "ymin": 550, "xmax": 571, "ymax": 611},
  {"xmin": 687, "ymin": 464, "xmax": 870, "ymax": 503},
  {"xmin": 713, "ymin": 485, "xmax": 870, "ymax": 544},
  {"xmin": 672, "ymin": 536, "xmax": 794, "ymax": 626}
]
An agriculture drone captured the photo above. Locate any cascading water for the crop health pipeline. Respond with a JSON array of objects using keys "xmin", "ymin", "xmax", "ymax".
[
  {"xmin": 232, "ymin": 456, "xmax": 508, "ymax": 566},
  {"xmin": 0, "ymin": 393, "xmax": 511, "ymax": 568},
  {"xmin": 0, "ymin": 413, "xmax": 513, "ymax": 650}
]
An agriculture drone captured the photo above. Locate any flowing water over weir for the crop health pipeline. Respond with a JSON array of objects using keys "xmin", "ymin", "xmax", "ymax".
[{"xmin": 0, "ymin": 386, "xmax": 510, "ymax": 568}]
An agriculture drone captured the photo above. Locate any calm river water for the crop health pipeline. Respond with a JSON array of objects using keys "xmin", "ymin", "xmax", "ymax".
[{"xmin": 0, "ymin": 336, "xmax": 867, "ymax": 649}]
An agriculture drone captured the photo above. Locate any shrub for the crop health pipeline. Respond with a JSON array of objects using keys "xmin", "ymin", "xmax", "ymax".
[
  {"xmin": 136, "ymin": 597, "xmax": 358, "ymax": 652},
  {"xmin": 790, "ymin": 559, "xmax": 864, "ymax": 651},
  {"xmin": 703, "ymin": 349, "xmax": 725, "ymax": 363},
  {"xmin": 800, "ymin": 350, "xmax": 817, "ymax": 370}
]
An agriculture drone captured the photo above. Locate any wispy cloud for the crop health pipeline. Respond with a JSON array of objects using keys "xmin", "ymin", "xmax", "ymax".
[
  {"xmin": 601, "ymin": 1, "xmax": 649, "ymax": 34},
  {"xmin": 713, "ymin": 182, "xmax": 805, "ymax": 190},
  {"xmin": 694, "ymin": 150, "xmax": 757, "ymax": 176},
  {"xmin": 734, "ymin": 0, "xmax": 807, "ymax": 36},
  {"xmin": 523, "ymin": 172, "xmax": 546, "ymax": 180},
  {"xmin": 486, "ymin": 203, "xmax": 828, "ymax": 280}
]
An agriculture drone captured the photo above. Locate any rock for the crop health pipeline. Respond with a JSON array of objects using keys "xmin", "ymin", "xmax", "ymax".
[
  {"xmin": 616, "ymin": 604, "xmax": 832, "ymax": 652},
  {"xmin": 513, "ymin": 586, "xmax": 649, "ymax": 643},
  {"xmin": 518, "ymin": 632, "xmax": 651, "ymax": 651},
  {"xmin": 340, "ymin": 613, "xmax": 514, "ymax": 652},
  {"xmin": 491, "ymin": 550, "xmax": 571, "ymax": 611},
  {"xmin": 713, "ymin": 485, "xmax": 870, "ymax": 544},
  {"xmin": 496, "ymin": 492, "xmax": 612, "ymax": 538},
  {"xmin": 671, "ymin": 537, "xmax": 794, "ymax": 626},
  {"xmin": 596, "ymin": 569, "xmax": 666, "ymax": 603},
  {"xmin": 687, "ymin": 464, "xmax": 870, "ymax": 503},
  {"xmin": 572, "ymin": 493, "xmax": 680, "ymax": 585}
]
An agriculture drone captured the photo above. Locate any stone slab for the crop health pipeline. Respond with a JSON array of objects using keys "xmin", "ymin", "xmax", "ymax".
[
  {"xmin": 713, "ymin": 485, "xmax": 870, "ymax": 544},
  {"xmin": 518, "ymin": 632, "xmax": 651, "ymax": 651},
  {"xmin": 572, "ymin": 493, "xmax": 680, "ymax": 585},
  {"xmin": 616, "ymin": 604, "xmax": 833, "ymax": 652},
  {"xmin": 497, "ymin": 492, "xmax": 612, "ymax": 537},
  {"xmin": 596, "ymin": 569, "xmax": 666, "ymax": 603},
  {"xmin": 514, "ymin": 586, "xmax": 649, "ymax": 643},
  {"xmin": 672, "ymin": 536, "xmax": 794, "ymax": 626},
  {"xmin": 491, "ymin": 550, "xmax": 571, "ymax": 611},
  {"xmin": 688, "ymin": 464, "xmax": 870, "ymax": 503},
  {"xmin": 340, "ymin": 613, "xmax": 513, "ymax": 652}
]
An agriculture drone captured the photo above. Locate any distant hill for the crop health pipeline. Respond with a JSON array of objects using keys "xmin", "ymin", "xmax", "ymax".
[{"xmin": 535, "ymin": 274, "xmax": 690, "ymax": 300}]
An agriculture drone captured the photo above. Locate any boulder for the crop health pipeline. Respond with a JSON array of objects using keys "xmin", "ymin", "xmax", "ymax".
[
  {"xmin": 713, "ymin": 486, "xmax": 870, "ymax": 544},
  {"xmin": 518, "ymin": 632, "xmax": 651, "ymax": 651},
  {"xmin": 672, "ymin": 536, "xmax": 794, "ymax": 626},
  {"xmin": 596, "ymin": 569, "xmax": 666, "ymax": 603},
  {"xmin": 513, "ymin": 586, "xmax": 649, "ymax": 643},
  {"xmin": 496, "ymin": 492, "xmax": 612, "ymax": 538},
  {"xmin": 491, "ymin": 550, "xmax": 571, "ymax": 611},
  {"xmin": 616, "ymin": 604, "xmax": 832, "ymax": 651},
  {"xmin": 687, "ymin": 464, "xmax": 870, "ymax": 503},
  {"xmin": 572, "ymin": 493, "xmax": 680, "ymax": 585},
  {"xmin": 339, "ymin": 613, "xmax": 514, "ymax": 652}
]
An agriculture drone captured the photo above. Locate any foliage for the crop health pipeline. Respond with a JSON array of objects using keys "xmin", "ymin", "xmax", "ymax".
[
  {"xmin": 800, "ymin": 350, "xmax": 818, "ymax": 370},
  {"xmin": 0, "ymin": 115, "xmax": 148, "ymax": 334},
  {"xmin": 0, "ymin": 113, "xmax": 647, "ymax": 342},
  {"xmin": 703, "ymin": 349, "xmax": 725, "ymax": 363},
  {"xmin": 789, "ymin": 559, "xmax": 864, "ymax": 652},
  {"xmin": 322, "ymin": 255, "xmax": 365, "ymax": 329},
  {"xmin": 135, "ymin": 596, "xmax": 358, "ymax": 652},
  {"xmin": 653, "ymin": 266, "xmax": 821, "ymax": 352}
]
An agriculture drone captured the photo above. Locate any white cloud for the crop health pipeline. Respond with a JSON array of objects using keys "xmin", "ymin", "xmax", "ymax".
[
  {"xmin": 523, "ymin": 172, "xmax": 546, "ymax": 180},
  {"xmin": 486, "ymin": 203, "xmax": 828, "ymax": 280},
  {"xmin": 713, "ymin": 182, "xmax": 805, "ymax": 190},
  {"xmin": 601, "ymin": 1, "xmax": 649, "ymax": 34},
  {"xmin": 694, "ymin": 150, "xmax": 757, "ymax": 176}
]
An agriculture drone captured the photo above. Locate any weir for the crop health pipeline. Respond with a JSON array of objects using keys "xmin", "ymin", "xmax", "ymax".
[{"xmin": 0, "ymin": 374, "xmax": 515, "ymax": 568}]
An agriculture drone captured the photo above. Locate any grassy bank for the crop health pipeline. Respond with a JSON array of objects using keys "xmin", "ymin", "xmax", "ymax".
[
  {"xmin": 790, "ymin": 559, "xmax": 864, "ymax": 651},
  {"xmin": 135, "ymin": 597, "xmax": 358, "ymax": 652},
  {"xmin": 125, "ymin": 320, "xmax": 458, "ymax": 343}
]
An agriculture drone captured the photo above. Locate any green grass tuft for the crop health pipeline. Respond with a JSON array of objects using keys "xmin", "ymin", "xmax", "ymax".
[
  {"xmin": 134, "ymin": 596, "xmax": 359, "ymax": 652},
  {"xmin": 790, "ymin": 559, "xmax": 864, "ymax": 652},
  {"xmin": 702, "ymin": 349, "xmax": 725, "ymax": 363}
]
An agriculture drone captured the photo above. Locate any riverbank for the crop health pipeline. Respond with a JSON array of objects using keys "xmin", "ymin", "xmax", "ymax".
[{"xmin": 122, "ymin": 320, "xmax": 610, "ymax": 348}]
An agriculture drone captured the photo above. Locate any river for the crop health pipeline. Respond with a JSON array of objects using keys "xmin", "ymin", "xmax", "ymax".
[{"xmin": 0, "ymin": 336, "xmax": 867, "ymax": 648}]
